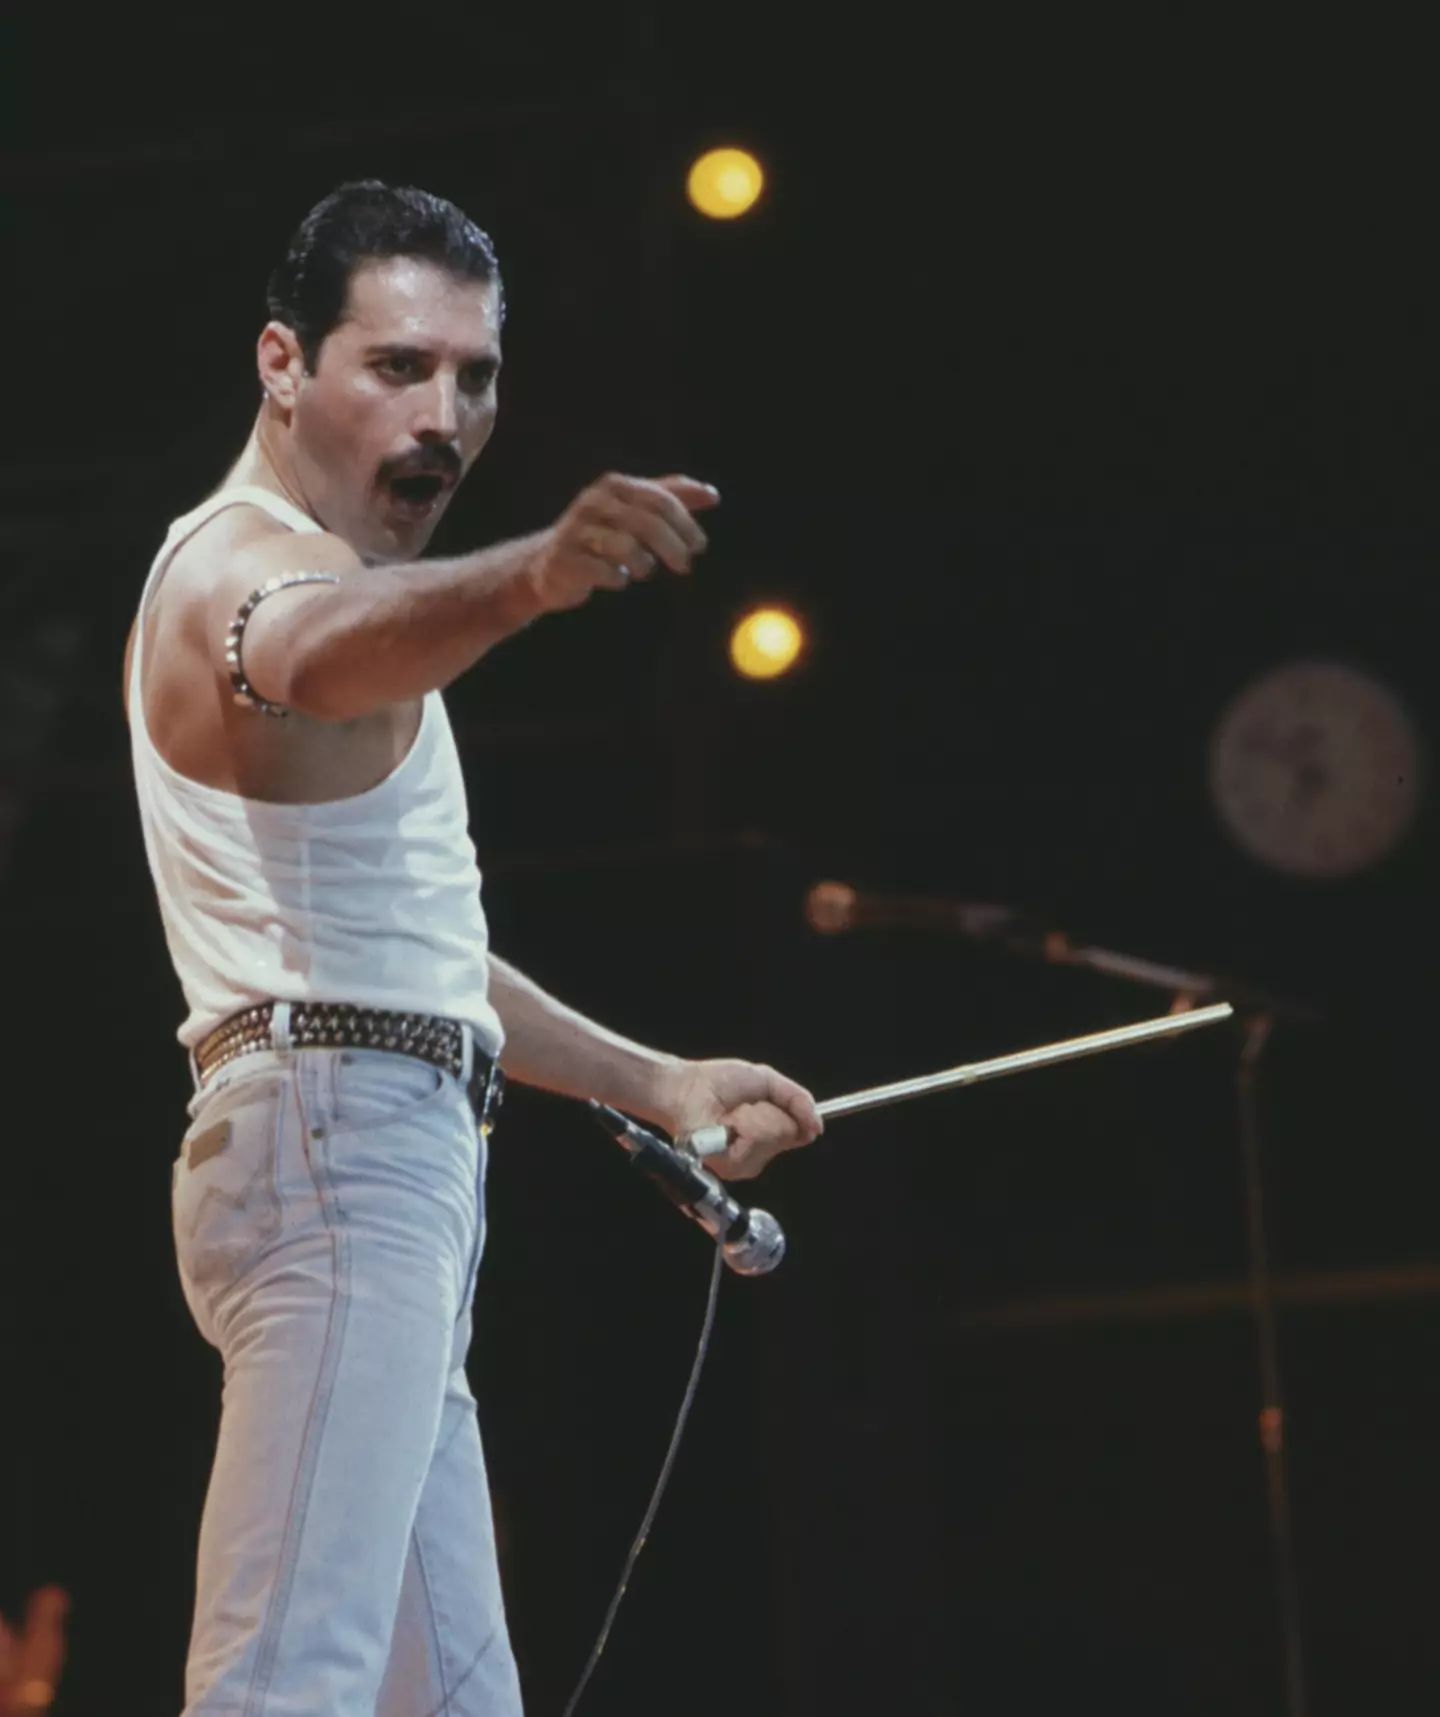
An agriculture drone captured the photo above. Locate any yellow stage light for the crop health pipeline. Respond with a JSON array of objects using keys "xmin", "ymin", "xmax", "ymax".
[
  {"xmin": 687, "ymin": 148, "xmax": 765, "ymax": 220},
  {"xmin": 730, "ymin": 607, "xmax": 804, "ymax": 679}
]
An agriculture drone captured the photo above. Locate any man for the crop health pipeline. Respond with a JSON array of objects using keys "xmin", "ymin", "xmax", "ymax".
[{"xmin": 125, "ymin": 181, "xmax": 821, "ymax": 1717}]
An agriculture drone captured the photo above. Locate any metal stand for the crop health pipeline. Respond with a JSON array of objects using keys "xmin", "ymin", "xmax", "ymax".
[
  {"xmin": 801, "ymin": 886, "xmax": 1315, "ymax": 1717},
  {"xmin": 1033, "ymin": 942, "xmax": 1312, "ymax": 1717},
  {"xmin": 680, "ymin": 1005, "xmax": 1233, "ymax": 1157},
  {"xmin": 1237, "ymin": 1012, "xmax": 1309, "ymax": 1717}
]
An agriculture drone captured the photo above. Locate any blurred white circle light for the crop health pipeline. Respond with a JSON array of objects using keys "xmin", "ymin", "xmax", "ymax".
[
  {"xmin": 1209, "ymin": 660, "xmax": 1422, "ymax": 877},
  {"xmin": 688, "ymin": 147, "xmax": 765, "ymax": 219}
]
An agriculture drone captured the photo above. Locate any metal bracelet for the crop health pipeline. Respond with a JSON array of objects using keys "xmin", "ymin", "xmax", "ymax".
[{"xmin": 225, "ymin": 571, "xmax": 340, "ymax": 717}]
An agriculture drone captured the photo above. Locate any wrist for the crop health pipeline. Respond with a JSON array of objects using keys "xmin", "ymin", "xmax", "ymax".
[
  {"xmin": 479, "ymin": 532, "xmax": 551, "ymax": 631},
  {"xmin": 629, "ymin": 1052, "xmax": 692, "ymax": 1135}
]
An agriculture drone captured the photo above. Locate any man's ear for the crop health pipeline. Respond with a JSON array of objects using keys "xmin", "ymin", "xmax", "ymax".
[{"xmin": 257, "ymin": 320, "xmax": 307, "ymax": 412}]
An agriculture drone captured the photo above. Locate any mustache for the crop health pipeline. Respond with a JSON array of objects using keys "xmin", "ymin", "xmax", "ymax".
[{"xmin": 380, "ymin": 445, "xmax": 463, "ymax": 485}]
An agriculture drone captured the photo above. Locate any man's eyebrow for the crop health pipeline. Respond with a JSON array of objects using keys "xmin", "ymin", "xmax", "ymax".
[{"xmin": 363, "ymin": 341, "xmax": 502, "ymax": 368}]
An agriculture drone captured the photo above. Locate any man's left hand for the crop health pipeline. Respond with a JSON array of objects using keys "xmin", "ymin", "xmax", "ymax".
[{"xmin": 655, "ymin": 1058, "xmax": 823, "ymax": 1181}]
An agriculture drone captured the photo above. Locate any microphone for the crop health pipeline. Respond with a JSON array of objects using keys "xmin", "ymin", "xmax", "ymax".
[
  {"xmin": 805, "ymin": 882, "xmax": 1319, "ymax": 1018},
  {"xmin": 587, "ymin": 1101, "xmax": 786, "ymax": 1276},
  {"xmin": 804, "ymin": 880, "xmax": 1025, "ymax": 942}
]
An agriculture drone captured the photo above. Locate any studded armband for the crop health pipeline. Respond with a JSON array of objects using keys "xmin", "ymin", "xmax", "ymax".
[{"xmin": 225, "ymin": 572, "xmax": 341, "ymax": 717}]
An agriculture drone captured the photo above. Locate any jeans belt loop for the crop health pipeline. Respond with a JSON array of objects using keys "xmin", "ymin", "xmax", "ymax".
[
  {"xmin": 269, "ymin": 1000, "xmax": 294, "ymax": 1056},
  {"xmin": 460, "ymin": 1021, "xmax": 475, "ymax": 1086}
]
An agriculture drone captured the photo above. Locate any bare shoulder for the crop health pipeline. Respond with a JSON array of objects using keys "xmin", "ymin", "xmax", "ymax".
[
  {"xmin": 136, "ymin": 499, "xmax": 358, "ymax": 696},
  {"xmin": 127, "ymin": 503, "xmax": 285, "ymax": 712},
  {"xmin": 165, "ymin": 500, "xmax": 360, "ymax": 629},
  {"xmin": 131, "ymin": 498, "xmax": 373, "ymax": 796}
]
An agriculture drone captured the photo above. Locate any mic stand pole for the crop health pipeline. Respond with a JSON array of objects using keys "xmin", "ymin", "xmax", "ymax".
[
  {"xmin": 988, "ymin": 921, "xmax": 1311, "ymax": 1717},
  {"xmin": 1019, "ymin": 928, "xmax": 1319, "ymax": 1025},
  {"xmin": 1237, "ymin": 1011, "xmax": 1308, "ymax": 1717}
]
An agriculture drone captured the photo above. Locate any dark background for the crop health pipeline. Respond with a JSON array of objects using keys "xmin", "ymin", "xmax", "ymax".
[{"xmin": 1, "ymin": 8, "xmax": 1435, "ymax": 1713}]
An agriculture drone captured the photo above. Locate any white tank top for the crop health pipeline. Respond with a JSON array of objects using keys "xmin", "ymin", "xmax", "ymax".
[{"xmin": 127, "ymin": 484, "xmax": 505, "ymax": 1056}]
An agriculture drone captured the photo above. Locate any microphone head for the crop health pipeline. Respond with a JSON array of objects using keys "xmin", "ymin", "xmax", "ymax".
[
  {"xmin": 723, "ymin": 1209, "xmax": 786, "ymax": 1275},
  {"xmin": 804, "ymin": 881, "xmax": 856, "ymax": 934}
]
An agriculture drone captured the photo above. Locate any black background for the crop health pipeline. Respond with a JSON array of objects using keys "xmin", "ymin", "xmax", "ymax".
[{"xmin": 1, "ymin": 7, "xmax": 1436, "ymax": 1713}]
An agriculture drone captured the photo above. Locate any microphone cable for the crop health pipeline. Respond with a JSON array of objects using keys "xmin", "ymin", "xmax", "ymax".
[{"xmin": 558, "ymin": 1231, "xmax": 727, "ymax": 1717}]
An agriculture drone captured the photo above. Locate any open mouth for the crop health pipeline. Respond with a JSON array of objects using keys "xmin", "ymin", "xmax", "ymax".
[{"xmin": 388, "ymin": 472, "xmax": 448, "ymax": 510}]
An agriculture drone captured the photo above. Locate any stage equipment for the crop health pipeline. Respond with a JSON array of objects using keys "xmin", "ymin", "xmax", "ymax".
[
  {"xmin": 802, "ymin": 879, "xmax": 1313, "ymax": 1717},
  {"xmin": 588, "ymin": 1101, "xmax": 786, "ymax": 1274},
  {"xmin": 680, "ymin": 1002, "xmax": 1233, "ymax": 1157},
  {"xmin": 558, "ymin": 1235, "xmax": 727, "ymax": 1717},
  {"xmin": 686, "ymin": 146, "xmax": 765, "ymax": 218},
  {"xmin": 730, "ymin": 606, "xmax": 804, "ymax": 679},
  {"xmin": 569, "ymin": 974, "xmax": 1235, "ymax": 1713},
  {"xmin": 1209, "ymin": 660, "xmax": 1421, "ymax": 879},
  {"xmin": 803, "ymin": 880, "xmax": 1317, "ymax": 1019}
]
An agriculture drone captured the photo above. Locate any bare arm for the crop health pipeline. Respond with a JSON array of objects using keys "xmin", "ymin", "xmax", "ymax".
[
  {"xmin": 488, "ymin": 953, "xmax": 686, "ymax": 1129},
  {"xmin": 223, "ymin": 473, "xmax": 718, "ymax": 722},
  {"xmin": 487, "ymin": 953, "xmax": 823, "ymax": 1180},
  {"xmin": 231, "ymin": 529, "xmax": 550, "ymax": 719}
]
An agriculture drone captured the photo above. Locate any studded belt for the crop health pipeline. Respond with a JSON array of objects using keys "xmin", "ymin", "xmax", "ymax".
[{"xmin": 194, "ymin": 1000, "xmax": 505, "ymax": 1128}]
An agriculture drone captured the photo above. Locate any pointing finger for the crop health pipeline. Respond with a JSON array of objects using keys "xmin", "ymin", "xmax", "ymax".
[{"xmin": 655, "ymin": 475, "xmax": 722, "ymax": 512}]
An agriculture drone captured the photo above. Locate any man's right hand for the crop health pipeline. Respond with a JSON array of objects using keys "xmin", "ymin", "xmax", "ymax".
[{"xmin": 528, "ymin": 473, "xmax": 720, "ymax": 611}]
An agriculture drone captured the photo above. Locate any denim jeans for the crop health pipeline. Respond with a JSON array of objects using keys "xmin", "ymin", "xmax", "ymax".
[{"xmin": 171, "ymin": 1040, "xmax": 524, "ymax": 1716}]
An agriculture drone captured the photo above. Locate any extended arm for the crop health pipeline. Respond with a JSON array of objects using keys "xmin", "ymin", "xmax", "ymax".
[
  {"xmin": 486, "ymin": 954, "xmax": 823, "ymax": 1181},
  {"xmin": 227, "ymin": 473, "xmax": 717, "ymax": 722}
]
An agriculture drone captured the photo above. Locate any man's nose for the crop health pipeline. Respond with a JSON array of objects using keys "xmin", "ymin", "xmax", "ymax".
[{"xmin": 414, "ymin": 370, "xmax": 460, "ymax": 443}]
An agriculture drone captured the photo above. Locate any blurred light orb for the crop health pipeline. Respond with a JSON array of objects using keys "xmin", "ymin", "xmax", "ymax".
[
  {"xmin": 687, "ymin": 148, "xmax": 765, "ymax": 219},
  {"xmin": 730, "ymin": 607, "xmax": 804, "ymax": 679}
]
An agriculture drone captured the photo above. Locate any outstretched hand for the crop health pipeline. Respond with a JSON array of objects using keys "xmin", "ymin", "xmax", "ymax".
[
  {"xmin": 657, "ymin": 1057, "xmax": 823, "ymax": 1182},
  {"xmin": 531, "ymin": 472, "xmax": 720, "ymax": 610},
  {"xmin": 0, "ymin": 1587, "xmax": 68, "ymax": 1716}
]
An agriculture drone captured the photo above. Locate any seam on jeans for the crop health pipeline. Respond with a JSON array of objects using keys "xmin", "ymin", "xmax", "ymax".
[
  {"xmin": 411, "ymin": 1526, "xmax": 453, "ymax": 1717},
  {"xmin": 457, "ymin": 1132, "xmax": 487, "ymax": 1323},
  {"xmin": 409, "ymin": 1472, "xmax": 508, "ymax": 1717},
  {"xmin": 242, "ymin": 1056, "xmax": 352, "ymax": 1717},
  {"xmin": 432, "ymin": 1398, "xmax": 467, "ymax": 1468},
  {"xmin": 431, "ymin": 1622, "xmax": 503, "ymax": 1716}
]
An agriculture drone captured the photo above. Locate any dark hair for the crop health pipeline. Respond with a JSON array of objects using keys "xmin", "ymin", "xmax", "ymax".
[{"xmin": 266, "ymin": 180, "xmax": 503, "ymax": 371}]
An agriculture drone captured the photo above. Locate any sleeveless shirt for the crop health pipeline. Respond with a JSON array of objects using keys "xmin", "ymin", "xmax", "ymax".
[{"xmin": 127, "ymin": 485, "xmax": 505, "ymax": 1055}]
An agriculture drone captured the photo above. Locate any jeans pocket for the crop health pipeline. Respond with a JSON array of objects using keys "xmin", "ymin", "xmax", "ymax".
[
  {"xmin": 173, "ymin": 1069, "xmax": 288, "ymax": 1305},
  {"xmin": 330, "ymin": 1049, "xmax": 452, "ymax": 1136}
]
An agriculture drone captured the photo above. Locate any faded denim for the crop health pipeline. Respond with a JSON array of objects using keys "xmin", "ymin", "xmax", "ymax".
[{"xmin": 171, "ymin": 1042, "xmax": 523, "ymax": 1717}]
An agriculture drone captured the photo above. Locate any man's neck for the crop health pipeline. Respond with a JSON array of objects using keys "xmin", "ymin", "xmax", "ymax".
[{"xmin": 223, "ymin": 416, "xmax": 318, "ymax": 525}]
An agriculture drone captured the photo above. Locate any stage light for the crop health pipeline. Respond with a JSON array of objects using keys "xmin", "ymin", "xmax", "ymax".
[
  {"xmin": 730, "ymin": 607, "xmax": 804, "ymax": 679},
  {"xmin": 687, "ymin": 148, "xmax": 765, "ymax": 219},
  {"xmin": 804, "ymin": 881, "xmax": 856, "ymax": 933}
]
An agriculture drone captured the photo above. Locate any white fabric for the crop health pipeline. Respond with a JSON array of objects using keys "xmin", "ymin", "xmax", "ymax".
[{"xmin": 128, "ymin": 485, "xmax": 505, "ymax": 1056}]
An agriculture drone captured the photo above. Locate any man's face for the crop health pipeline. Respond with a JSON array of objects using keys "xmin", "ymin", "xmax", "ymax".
[{"xmin": 284, "ymin": 256, "xmax": 502, "ymax": 562}]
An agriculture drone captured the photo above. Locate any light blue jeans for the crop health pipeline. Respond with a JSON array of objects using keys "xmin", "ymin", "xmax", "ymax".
[{"xmin": 171, "ymin": 1039, "xmax": 524, "ymax": 1716}]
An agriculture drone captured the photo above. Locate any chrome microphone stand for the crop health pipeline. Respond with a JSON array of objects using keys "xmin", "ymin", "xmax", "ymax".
[{"xmin": 802, "ymin": 889, "xmax": 1313, "ymax": 1717}]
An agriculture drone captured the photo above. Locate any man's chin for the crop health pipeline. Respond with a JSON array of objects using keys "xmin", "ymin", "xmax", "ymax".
[
  {"xmin": 361, "ymin": 507, "xmax": 443, "ymax": 564},
  {"xmin": 376, "ymin": 488, "xmax": 454, "ymax": 555}
]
